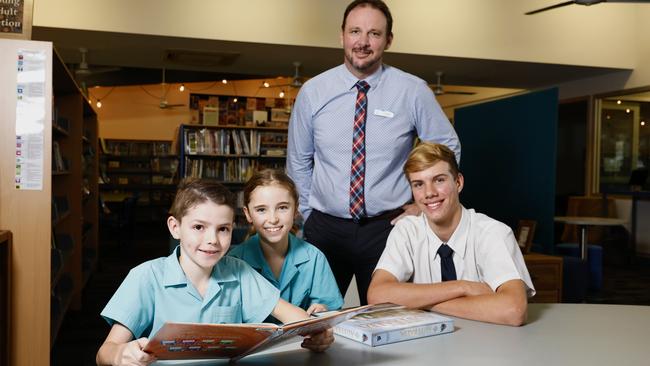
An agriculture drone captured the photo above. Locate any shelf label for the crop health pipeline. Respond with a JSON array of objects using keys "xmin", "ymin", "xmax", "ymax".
[{"xmin": 15, "ymin": 48, "xmax": 46, "ymax": 190}]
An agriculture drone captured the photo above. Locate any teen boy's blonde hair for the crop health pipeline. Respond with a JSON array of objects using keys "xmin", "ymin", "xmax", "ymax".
[
  {"xmin": 403, "ymin": 142, "xmax": 460, "ymax": 179},
  {"xmin": 169, "ymin": 178, "xmax": 235, "ymax": 222}
]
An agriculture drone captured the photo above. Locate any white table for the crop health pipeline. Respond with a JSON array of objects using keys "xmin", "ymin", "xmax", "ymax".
[
  {"xmin": 554, "ymin": 216, "xmax": 626, "ymax": 260},
  {"xmin": 154, "ymin": 304, "xmax": 650, "ymax": 366}
]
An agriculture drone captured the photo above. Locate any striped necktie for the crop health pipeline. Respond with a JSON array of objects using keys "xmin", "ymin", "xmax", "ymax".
[{"xmin": 349, "ymin": 80, "xmax": 370, "ymax": 222}]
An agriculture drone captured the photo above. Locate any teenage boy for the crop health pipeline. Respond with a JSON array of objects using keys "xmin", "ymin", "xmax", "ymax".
[{"xmin": 367, "ymin": 142, "xmax": 535, "ymax": 326}]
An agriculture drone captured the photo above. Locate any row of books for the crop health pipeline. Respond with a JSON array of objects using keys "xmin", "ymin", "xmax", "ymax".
[
  {"xmin": 185, "ymin": 129, "xmax": 259, "ymax": 156},
  {"xmin": 100, "ymin": 139, "xmax": 173, "ymax": 157},
  {"xmin": 184, "ymin": 158, "xmax": 257, "ymax": 182},
  {"xmin": 184, "ymin": 129, "xmax": 288, "ymax": 157}
]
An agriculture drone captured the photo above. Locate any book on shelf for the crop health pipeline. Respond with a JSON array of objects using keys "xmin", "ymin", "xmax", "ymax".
[
  {"xmin": 323, "ymin": 305, "xmax": 454, "ymax": 347},
  {"xmin": 52, "ymin": 141, "xmax": 65, "ymax": 171},
  {"xmin": 143, "ymin": 303, "xmax": 392, "ymax": 362}
]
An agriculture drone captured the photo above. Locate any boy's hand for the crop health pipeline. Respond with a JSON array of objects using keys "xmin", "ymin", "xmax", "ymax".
[
  {"xmin": 115, "ymin": 337, "xmax": 156, "ymax": 366},
  {"xmin": 306, "ymin": 303, "xmax": 328, "ymax": 316},
  {"xmin": 301, "ymin": 328, "xmax": 334, "ymax": 352},
  {"xmin": 462, "ymin": 280, "xmax": 493, "ymax": 297}
]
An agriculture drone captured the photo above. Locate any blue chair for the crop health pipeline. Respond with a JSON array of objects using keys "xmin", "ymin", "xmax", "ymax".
[{"xmin": 556, "ymin": 243, "xmax": 603, "ymax": 291}]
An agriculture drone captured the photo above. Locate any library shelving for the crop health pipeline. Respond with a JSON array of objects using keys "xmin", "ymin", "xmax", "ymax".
[
  {"xmin": 0, "ymin": 39, "xmax": 98, "ymax": 365},
  {"xmin": 99, "ymin": 139, "xmax": 178, "ymax": 224},
  {"xmin": 179, "ymin": 124, "xmax": 288, "ymax": 184},
  {"xmin": 51, "ymin": 47, "xmax": 100, "ymax": 346}
]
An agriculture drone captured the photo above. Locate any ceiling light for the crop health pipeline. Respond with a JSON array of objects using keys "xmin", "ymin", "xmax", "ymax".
[
  {"xmin": 642, "ymin": 121, "xmax": 646, "ymax": 126},
  {"xmin": 263, "ymin": 81, "xmax": 270, "ymax": 88},
  {"xmin": 279, "ymin": 90, "xmax": 285, "ymax": 98},
  {"xmin": 606, "ymin": 115, "xmax": 611, "ymax": 119},
  {"xmin": 626, "ymin": 108, "xmax": 631, "ymax": 113},
  {"xmin": 179, "ymin": 84, "xmax": 185, "ymax": 92},
  {"xmin": 222, "ymin": 79, "xmax": 228, "ymax": 84},
  {"xmin": 233, "ymin": 97, "xmax": 238, "ymax": 103},
  {"xmin": 96, "ymin": 100, "xmax": 102, "ymax": 108},
  {"xmin": 616, "ymin": 100, "xmax": 622, "ymax": 105}
]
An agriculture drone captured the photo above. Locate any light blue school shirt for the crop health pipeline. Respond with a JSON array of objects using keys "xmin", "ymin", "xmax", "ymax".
[
  {"xmin": 287, "ymin": 64, "xmax": 461, "ymax": 220},
  {"xmin": 100, "ymin": 246, "xmax": 280, "ymax": 338},
  {"xmin": 228, "ymin": 233, "xmax": 343, "ymax": 311}
]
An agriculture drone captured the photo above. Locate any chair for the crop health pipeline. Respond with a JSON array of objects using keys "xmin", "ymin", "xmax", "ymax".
[{"xmin": 515, "ymin": 220, "xmax": 536, "ymax": 254}]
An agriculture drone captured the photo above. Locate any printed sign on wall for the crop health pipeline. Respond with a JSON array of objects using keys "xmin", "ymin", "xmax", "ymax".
[{"xmin": 0, "ymin": 0, "xmax": 33, "ymax": 40}]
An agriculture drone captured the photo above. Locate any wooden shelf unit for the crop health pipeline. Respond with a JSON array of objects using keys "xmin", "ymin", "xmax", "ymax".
[
  {"xmin": 99, "ymin": 139, "xmax": 178, "ymax": 223},
  {"xmin": 0, "ymin": 39, "xmax": 98, "ymax": 365},
  {"xmin": 524, "ymin": 253, "xmax": 563, "ymax": 303}
]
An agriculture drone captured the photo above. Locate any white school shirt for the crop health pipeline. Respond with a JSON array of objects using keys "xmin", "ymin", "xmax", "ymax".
[{"xmin": 375, "ymin": 207, "xmax": 535, "ymax": 296}]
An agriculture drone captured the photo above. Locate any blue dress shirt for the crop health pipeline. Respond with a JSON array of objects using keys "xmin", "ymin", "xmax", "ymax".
[
  {"xmin": 228, "ymin": 233, "xmax": 343, "ymax": 311},
  {"xmin": 287, "ymin": 64, "xmax": 460, "ymax": 220},
  {"xmin": 100, "ymin": 246, "xmax": 280, "ymax": 338}
]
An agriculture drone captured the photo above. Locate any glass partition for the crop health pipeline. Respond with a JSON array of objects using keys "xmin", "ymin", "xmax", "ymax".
[{"xmin": 594, "ymin": 90, "xmax": 650, "ymax": 193}]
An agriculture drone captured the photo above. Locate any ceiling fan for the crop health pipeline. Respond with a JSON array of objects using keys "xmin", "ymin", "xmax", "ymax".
[
  {"xmin": 432, "ymin": 71, "xmax": 476, "ymax": 96},
  {"xmin": 156, "ymin": 68, "xmax": 185, "ymax": 109},
  {"xmin": 72, "ymin": 48, "xmax": 121, "ymax": 79},
  {"xmin": 273, "ymin": 61, "xmax": 305, "ymax": 89},
  {"xmin": 525, "ymin": 0, "xmax": 649, "ymax": 15}
]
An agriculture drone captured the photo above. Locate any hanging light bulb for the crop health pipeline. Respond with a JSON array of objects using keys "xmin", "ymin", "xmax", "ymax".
[
  {"xmin": 263, "ymin": 81, "xmax": 270, "ymax": 88},
  {"xmin": 642, "ymin": 121, "xmax": 646, "ymax": 126},
  {"xmin": 88, "ymin": 98, "xmax": 92, "ymax": 105},
  {"xmin": 233, "ymin": 97, "xmax": 238, "ymax": 103},
  {"xmin": 222, "ymin": 79, "xmax": 228, "ymax": 84},
  {"xmin": 179, "ymin": 84, "xmax": 185, "ymax": 92},
  {"xmin": 626, "ymin": 108, "xmax": 631, "ymax": 113},
  {"xmin": 279, "ymin": 90, "xmax": 285, "ymax": 98},
  {"xmin": 96, "ymin": 99, "xmax": 102, "ymax": 108},
  {"xmin": 616, "ymin": 100, "xmax": 622, "ymax": 105}
]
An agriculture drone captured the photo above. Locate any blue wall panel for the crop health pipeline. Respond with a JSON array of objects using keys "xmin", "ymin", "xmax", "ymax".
[{"xmin": 454, "ymin": 88, "xmax": 558, "ymax": 253}]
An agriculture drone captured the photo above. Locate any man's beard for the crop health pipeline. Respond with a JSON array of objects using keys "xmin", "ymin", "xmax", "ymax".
[{"xmin": 345, "ymin": 48, "xmax": 381, "ymax": 73}]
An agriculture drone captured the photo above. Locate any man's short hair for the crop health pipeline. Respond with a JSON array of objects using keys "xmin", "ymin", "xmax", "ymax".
[
  {"xmin": 341, "ymin": 0, "xmax": 393, "ymax": 38},
  {"xmin": 404, "ymin": 142, "xmax": 460, "ymax": 179}
]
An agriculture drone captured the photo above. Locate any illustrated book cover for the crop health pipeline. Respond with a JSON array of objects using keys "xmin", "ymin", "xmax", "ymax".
[
  {"xmin": 331, "ymin": 306, "xmax": 454, "ymax": 347},
  {"xmin": 143, "ymin": 303, "xmax": 395, "ymax": 362}
]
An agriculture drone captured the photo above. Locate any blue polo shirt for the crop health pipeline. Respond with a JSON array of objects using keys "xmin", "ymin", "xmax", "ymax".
[
  {"xmin": 228, "ymin": 233, "xmax": 343, "ymax": 311},
  {"xmin": 100, "ymin": 246, "xmax": 280, "ymax": 338}
]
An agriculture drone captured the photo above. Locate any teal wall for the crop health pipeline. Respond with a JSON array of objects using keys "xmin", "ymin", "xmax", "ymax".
[{"xmin": 454, "ymin": 88, "xmax": 558, "ymax": 253}]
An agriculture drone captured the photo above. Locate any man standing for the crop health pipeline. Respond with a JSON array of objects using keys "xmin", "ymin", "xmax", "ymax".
[
  {"xmin": 367, "ymin": 142, "xmax": 534, "ymax": 326},
  {"xmin": 287, "ymin": 0, "xmax": 460, "ymax": 305}
]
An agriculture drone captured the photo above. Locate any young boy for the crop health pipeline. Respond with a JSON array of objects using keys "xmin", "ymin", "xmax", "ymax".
[
  {"xmin": 367, "ymin": 142, "xmax": 535, "ymax": 326},
  {"xmin": 97, "ymin": 178, "xmax": 333, "ymax": 366}
]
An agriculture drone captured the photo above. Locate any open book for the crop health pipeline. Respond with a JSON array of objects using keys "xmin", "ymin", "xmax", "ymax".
[{"xmin": 143, "ymin": 303, "xmax": 396, "ymax": 362}]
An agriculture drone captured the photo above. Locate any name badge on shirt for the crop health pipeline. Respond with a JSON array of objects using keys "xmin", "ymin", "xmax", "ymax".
[{"xmin": 373, "ymin": 109, "xmax": 394, "ymax": 118}]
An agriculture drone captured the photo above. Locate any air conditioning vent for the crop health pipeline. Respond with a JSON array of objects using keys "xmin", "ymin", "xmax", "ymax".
[{"xmin": 163, "ymin": 49, "xmax": 239, "ymax": 67}]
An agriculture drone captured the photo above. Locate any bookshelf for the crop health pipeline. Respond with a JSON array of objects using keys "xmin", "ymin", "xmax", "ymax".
[
  {"xmin": 50, "ymin": 47, "xmax": 99, "ymax": 346},
  {"xmin": 0, "ymin": 39, "xmax": 98, "ymax": 365},
  {"xmin": 179, "ymin": 123, "xmax": 287, "ymax": 186},
  {"xmin": 99, "ymin": 139, "xmax": 178, "ymax": 224}
]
